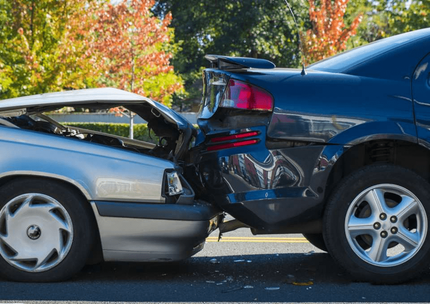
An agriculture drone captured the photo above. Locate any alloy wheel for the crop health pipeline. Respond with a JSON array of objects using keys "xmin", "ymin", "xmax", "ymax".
[{"xmin": 345, "ymin": 184, "xmax": 427, "ymax": 267}]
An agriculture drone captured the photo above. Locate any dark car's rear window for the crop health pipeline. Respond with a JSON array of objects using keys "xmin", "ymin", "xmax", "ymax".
[{"xmin": 309, "ymin": 28, "xmax": 430, "ymax": 73}]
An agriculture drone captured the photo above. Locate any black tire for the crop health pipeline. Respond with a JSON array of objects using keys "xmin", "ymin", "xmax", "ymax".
[
  {"xmin": 323, "ymin": 164, "xmax": 430, "ymax": 284},
  {"xmin": 0, "ymin": 178, "xmax": 95, "ymax": 282},
  {"xmin": 303, "ymin": 233, "xmax": 327, "ymax": 252}
]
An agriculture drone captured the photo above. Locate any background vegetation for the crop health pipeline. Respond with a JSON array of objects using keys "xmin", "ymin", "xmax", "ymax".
[
  {"xmin": 1, "ymin": 0, "xmax": 428, "ymax": 109},
  {"xmin": 65, "ymin": 122, "xmax": 157, "ymax": 142}
]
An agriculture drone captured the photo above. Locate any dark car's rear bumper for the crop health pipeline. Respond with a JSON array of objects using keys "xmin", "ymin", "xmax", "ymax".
[
  {"xmin": 196, "ymin": 125, "xmax": 330, "ymax": 233},
  {"xmin": 91, "ymin": 201, "xmax": 222, "ymax": 262}
]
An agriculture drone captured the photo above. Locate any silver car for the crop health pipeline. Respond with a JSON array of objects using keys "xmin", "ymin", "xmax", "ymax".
[{"xmin": 0, "ymin": 88, "xmax": 221, "ymax": 282}]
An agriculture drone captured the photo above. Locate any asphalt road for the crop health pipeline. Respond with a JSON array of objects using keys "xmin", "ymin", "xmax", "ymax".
[{"xmin": 1, "ymin": 228, "xmax": 430, "ymax": 304}]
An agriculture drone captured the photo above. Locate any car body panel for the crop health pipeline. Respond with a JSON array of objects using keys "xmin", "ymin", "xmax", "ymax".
[
  {"xmin": 0, "ymin": 125, "xmax": 171, "ymax": 203},
  {"xmin": 413, "ymin": 52, "xmax": 430, "ymax": 149}
]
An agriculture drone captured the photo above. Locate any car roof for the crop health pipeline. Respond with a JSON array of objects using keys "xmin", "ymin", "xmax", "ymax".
[{"xmin": 0, "ymin": 88, "xmax": 148, "ymax": 111}]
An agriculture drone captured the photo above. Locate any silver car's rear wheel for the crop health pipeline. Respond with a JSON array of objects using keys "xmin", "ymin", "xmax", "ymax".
[
  {"xmin": 345, "ymin": 184, "xmax": 427, "ymax": 267},
  {"xmin": 0, "ymin": 178, "xmax": 94, "ymax": 282},
  {"xmin": 0, "ymin": 193, "xmax": 74, "ymax": 273}
]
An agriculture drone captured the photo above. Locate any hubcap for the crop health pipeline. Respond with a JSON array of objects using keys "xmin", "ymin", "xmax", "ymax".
[
  {"xmin": 345, "ymin": 184, "xmax": 427, "ymax": 267},
  {"xmin": 0, "ymin": 193, "xmax": 73, "ymax": 272},
  {"xmin": 27, "ymin": 225, "xmax": 41, "ymax": 240}
]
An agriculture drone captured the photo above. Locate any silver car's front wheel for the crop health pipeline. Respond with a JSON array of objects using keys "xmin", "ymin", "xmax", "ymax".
[
  {"xmin": 0, "ymin": 178, "xmax": 94, "ymax": 282},
  {"xmin": 324, "ymin": 164, "xmax": 430, "ymax": 284},
  {"xmin": 0, "ymin": 193, "xmax": 74, "ymax": 273}
]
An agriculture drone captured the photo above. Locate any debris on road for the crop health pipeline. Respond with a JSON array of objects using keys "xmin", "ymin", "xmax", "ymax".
[
  {"xmin": 292, "ymin": 281, "xmax": 314, "ymax": 286},
  {"xmin": 285, "ymin": 274, "xmax": 295, "ymax": 284}
]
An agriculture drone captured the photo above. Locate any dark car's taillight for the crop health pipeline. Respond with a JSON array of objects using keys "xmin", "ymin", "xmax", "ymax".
[
  {"xmin": 219, "ymin": 79, "xmax": 273, "ymax": 111},
  {"xmin": 207, "ymin": 130, "xmax": 260, "ymax": 151}
]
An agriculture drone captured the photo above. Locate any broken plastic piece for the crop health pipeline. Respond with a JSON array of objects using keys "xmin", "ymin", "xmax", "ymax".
[
  {"xmin": 292, "ymin": 281, "xmax": 314, "ymax": 286},
  {"xmin": 209, "ymin": 258, "xmax": 219, "ymax": 264},
  {"xmin": 285, "ymin": 274, "xmax": 295, "ymax": 284}
]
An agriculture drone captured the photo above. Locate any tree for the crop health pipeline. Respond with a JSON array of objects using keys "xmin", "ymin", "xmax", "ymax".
[
  {"xmin": 385, "ymin": 0, "xmax": 430, "ymax": 36},
  {"xmin": 80, "ymin": 0, "xmax": 183, "ymax": 106},
  {"xmin": 301, "ymin": 0, "xmax": 362, "ymax": 64},
  {"xmin": 346, "ymin": 0, "xmax": 430, "ymax": 46},
  {"xmin": 154, "ymin": 0, "xmax": 310, "ymax": 109},
  {"xmin": 0, "ymin": 0, "xmax": 86, "ymax": 99},
  {"xmin": 1, "ymin": 0, "xmax": 183, "ymax": 106}
]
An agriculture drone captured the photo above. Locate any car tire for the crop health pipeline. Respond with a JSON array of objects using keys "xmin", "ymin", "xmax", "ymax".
[
  {"xmin": 303, "ymin": 233, "xmax": 327, "ymax": 252},
  {"xmin": 0, "ymin": 178, "xmax": 95, "ymax": 282},
  {"xmin": 323, "ymin": 164, "xmax": 430, "ymax": 284}
]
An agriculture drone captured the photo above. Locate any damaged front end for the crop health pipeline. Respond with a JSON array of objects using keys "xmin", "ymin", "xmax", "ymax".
[{"xmin": 0, "ymin": 88, "xmax": 223, "ymax": 262}]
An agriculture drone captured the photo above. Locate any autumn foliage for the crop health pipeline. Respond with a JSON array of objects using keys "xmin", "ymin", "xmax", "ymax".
[
  {"xmin": 60, "ymin": 0, "xmax": 183, "ymax": 106},
  {"xmin": 302, "ymin": 0, "xmax": 362, "ymax": 64},
  {"xmin": 91, "ymin": 0, "xmax": 182, "ymax": 104},
  {"xmin": 1, "ymin": 0, "xmax": 182, "ymax": 106}
]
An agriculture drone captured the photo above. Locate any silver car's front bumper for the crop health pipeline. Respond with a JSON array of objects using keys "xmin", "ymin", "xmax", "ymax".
[{"xmin": 91, "ymin": 201, "xmax": 221, "ymax": 262}]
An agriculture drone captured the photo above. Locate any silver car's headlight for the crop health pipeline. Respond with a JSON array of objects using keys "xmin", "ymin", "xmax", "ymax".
[{"xmin": 165, "ymin": 171, "xmax": 184, "ymax": 196}]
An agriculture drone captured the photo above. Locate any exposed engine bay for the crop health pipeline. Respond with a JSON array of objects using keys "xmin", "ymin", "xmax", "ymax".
[{"xmin": 1, "ymin": 112, "xmax": 182, "ymax": 161}]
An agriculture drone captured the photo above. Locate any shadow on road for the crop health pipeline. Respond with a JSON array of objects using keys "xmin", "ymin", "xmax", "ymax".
[{"xmin": 1, "ymin": 252, "xmax": 430, "ymax": 302}]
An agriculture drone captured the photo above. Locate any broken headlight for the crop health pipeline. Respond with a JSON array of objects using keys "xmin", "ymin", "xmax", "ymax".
[{"xmin": 165, "ymin": 171, "xmax": 184, "ymax": 196}]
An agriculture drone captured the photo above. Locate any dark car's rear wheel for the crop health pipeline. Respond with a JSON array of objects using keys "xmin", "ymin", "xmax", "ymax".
[
  {"xmin": 323, "ymin": 164, "xmax": 430, "ymax": 284},
  {"xmin": 0, "ymin": 178, "xmax": 94, "ymax": 282}
]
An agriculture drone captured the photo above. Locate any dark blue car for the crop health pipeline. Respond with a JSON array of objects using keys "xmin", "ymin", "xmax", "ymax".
[{"xmin": 189, "ymin": 27, "xmax": 430, "ymax": 283}]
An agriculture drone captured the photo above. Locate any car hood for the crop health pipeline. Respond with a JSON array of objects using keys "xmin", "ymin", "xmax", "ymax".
[
  {"xmin": 0, "ymin": 88, "xmax": 193, "ymax": 132},
  {"xmin": 0, "ymin": 88, "xmax": 196, "ymax": 160}
]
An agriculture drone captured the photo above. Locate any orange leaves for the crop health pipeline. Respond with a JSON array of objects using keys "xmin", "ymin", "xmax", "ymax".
[
  {"xmin": 88, "ymin": 0, "xmax": 180, "ymax": 101},
  {"xmin": 56, "ymin": 0, "xmax": 182, "ymax": 106},
  {"xmin": 302, "ymin": 0, "xmax": 362, "ymax": 64}
]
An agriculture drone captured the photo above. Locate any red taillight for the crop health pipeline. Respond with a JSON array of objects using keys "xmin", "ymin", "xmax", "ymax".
[
  {"xmin": 207, "ymin": 130, "xmax": 260, "ymax": 151},
  {"xmin": 207, "ymin": 139, "xmax": 258, "ymax": 152},
  {"xmin": 210, "ymin": 131, "xmax": 259, "ymax": 143},
  {"xmin": 220, "ymin": 79, "xmax": 273, "ymax": 111}
]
